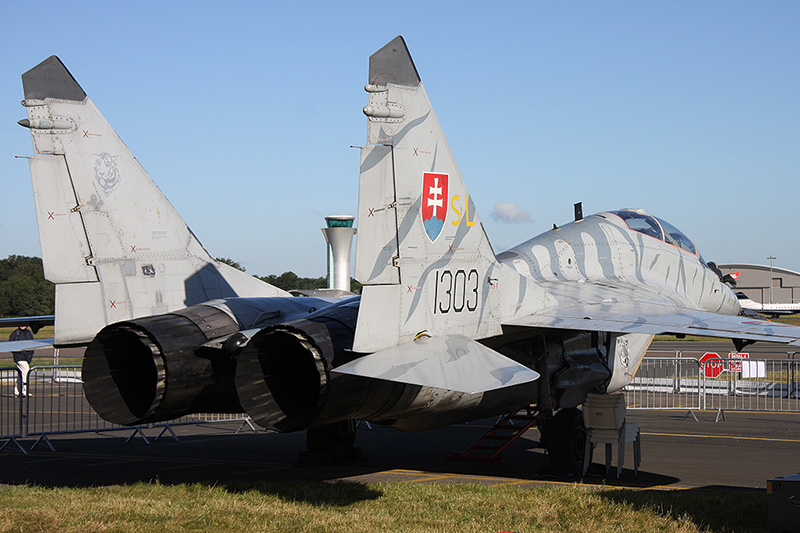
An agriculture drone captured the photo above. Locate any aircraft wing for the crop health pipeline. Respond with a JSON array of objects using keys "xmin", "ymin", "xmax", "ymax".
[
  {"xmin": 0, "ymin": 316, "xmax": 55, "ymax": 352},
  {"xmin": 334, "ymin": 334, "xmax": 540, "ymax": 393},
  {"xmin": 505, "ymin": 299, "xmax": 800, "ymax": 347},
  {"xmin": 0, "ymin": 338, "xmax": 55, "ymax": 353},
  {"xmin": 0, "ymin": 315, "xmax": 54, "ymax": 331}
]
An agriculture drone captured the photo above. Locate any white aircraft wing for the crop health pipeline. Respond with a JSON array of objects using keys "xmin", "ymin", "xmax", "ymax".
[
  {"xmin": 0, "ymin": 338, "xmax": 55, "ymax": 353},
  {"xmin": 505, "ymin": 299, "xmax": 800, "ymax": 347},
  {"xmin": 0, "ymin": 315, "xmax": 54, "ymax": 329},
  {"xmin": 335, "ymin": 334, "xmax": 540, "ymax": 393}
]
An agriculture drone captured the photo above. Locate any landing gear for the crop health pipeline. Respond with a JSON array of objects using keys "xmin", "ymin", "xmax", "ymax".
[
  {"xmin": 543, "ymin": 407, "xmax": 589, "ymax": 476},
  {"xmin": 296, "ymin": 420, "xmax": 361, "ymax": 465}
]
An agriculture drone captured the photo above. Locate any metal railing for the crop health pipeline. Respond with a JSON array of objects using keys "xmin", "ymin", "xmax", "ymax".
[
  {"xmin": 1, "ymin": 365, "xmax": 257, "ymax": 453},
  {"xmin": 26, "ymin": 365, "xmax": 118, "ymax": 438},
  {"xmin": 0, "ymin": 367, "xmax": 25, "ymax": 453},
  {"xmin": 699, "ymin": 359, "xmax": 800, "ymax": 413},
  {"xmin": 622, "ymin": 357, "xmax": 703, "ymax": 411},
  {"xmin": 4, "ymin": 353, "xmax": 799, "ymax": 453},
  {"xmin": 624, "ymin": 354, "xmax": 800, "ymax": 416}
]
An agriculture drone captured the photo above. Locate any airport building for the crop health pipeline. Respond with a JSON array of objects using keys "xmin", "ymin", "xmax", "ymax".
[
  {"xmin": 322, "ymin": 215, "xmax": 356, "ymax": 292},
  {"xmin": 719, "ymin": 263, "xmax": 800, "ymax": 304}
]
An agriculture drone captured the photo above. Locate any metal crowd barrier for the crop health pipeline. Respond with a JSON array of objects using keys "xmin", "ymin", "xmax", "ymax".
[
  {"xmin": 623, "ymin": 357, "xmax": 703, "ymax": 412},
  {"xmin": 5, "ymin": 353, "xmax": 799, "ymax": 452},
  {"xmin": 624, "ymin": 353, "xmax": 800, "ymax": 418},
  {"xmin": 26, "ymin": 365, "xmax": 118, "ymax": 439},
  {"xmin": 0, "ymin": 367, "xmax": 25, "ymax": 453},
  {"xmin": 698, "ymin": 359, "xmax": 800, "ymax": 413},
  {"xmin": 0, "ymin": 365, "xmax": 257, "ymax": 453}
]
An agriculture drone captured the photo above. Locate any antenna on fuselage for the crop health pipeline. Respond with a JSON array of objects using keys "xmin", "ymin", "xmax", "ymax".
[{"xmin": 574, "ymin": 202, "xmax": 583, "ymax": 222}]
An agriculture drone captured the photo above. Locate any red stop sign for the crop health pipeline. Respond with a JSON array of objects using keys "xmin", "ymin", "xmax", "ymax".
[{"xmin": 700, "ymin": 352, "xmax": 723, "ymax": 378}]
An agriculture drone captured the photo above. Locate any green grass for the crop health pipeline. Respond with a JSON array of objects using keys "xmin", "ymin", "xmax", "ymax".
[{"xmin": 0, "ymin": 481, "xmax": 768, "ymax": 532}]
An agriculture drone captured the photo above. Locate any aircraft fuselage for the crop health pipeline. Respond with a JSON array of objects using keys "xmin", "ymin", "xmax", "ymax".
[{"xmin": 500, "ymin": 211, "xmax": 740, "ymax": 318}]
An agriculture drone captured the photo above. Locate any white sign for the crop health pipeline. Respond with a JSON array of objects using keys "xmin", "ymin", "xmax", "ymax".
[{"xmin": 741, "ymin": 361, "xmax": 766, "ymax": 379}]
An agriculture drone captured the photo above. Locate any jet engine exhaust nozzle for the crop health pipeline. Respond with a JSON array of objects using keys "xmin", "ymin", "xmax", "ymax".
[{"xmin": 82, "ymin": 305, "xmax": 242, "ymax": 426}]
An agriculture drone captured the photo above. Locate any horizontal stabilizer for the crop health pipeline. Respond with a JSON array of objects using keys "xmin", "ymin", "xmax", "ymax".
[
  {"xmin": 0, "ymin": 315, "xmax": 54, "ymax": 330},
  {"xmin": 335, "ymin": 334, "xmax": 539, "ymax": 393},
  {"xmin": 0, "ymin": 338, "xmax": 54, "ymax": 353}
]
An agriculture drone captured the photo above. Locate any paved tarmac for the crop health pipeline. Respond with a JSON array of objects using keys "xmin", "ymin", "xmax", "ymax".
[
  {"xmin": 1, "ymin": 340, "xmax": 799, "ymax": 492},
  {"xmin": 2, "ymin": 409, "xmax": 798, "ymax": 492}
]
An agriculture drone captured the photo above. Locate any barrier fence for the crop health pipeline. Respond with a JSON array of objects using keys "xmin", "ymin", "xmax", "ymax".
[
  {"xmin": 3, "ymin": 352, "xmax": 800, "ymax": 452},
  {"xmin": 0, "ymin": 367, "xmax": 23, "ymax": 452},
  {"xmin": 623, "ymin": 357, "xmax": 704, "ymax": 412},
  {"xmin": 624, "ymin": 353, "xmax": 800, "ymax": 416},
  {"xmin": 1, "ymin": 365, "xmax": 255, "ymax": 454}
]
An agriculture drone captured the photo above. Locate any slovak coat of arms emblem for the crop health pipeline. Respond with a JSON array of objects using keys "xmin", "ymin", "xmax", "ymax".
[
  {"xmin": 422, "ymin": 172, "xmax": 448, "ymax": 242},
  {"xmin": 94, "ymin": 152, "xmax": 121, "ymax": 195}
]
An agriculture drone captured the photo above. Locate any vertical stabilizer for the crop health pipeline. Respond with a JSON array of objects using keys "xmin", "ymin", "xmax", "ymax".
[
  {"xmin": 20, "ymin": 56, "xmax": 288, "ymax": 344},
  {"xmin": 354, "ymin": 37, "xmax": 501, "ymax": 352}
]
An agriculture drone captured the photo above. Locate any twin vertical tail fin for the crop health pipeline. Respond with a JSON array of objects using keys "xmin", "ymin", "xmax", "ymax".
[
  {"xmin": 20, "ymin": 56, "xmax": 286, "ymax": 344},
  {"xmin": 353, "ymin": 37, "xmax": 500, "ymax": 352}
]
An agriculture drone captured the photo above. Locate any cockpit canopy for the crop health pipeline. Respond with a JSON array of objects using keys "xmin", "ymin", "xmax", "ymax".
[{"xmin": 610, "ymin": 210, "xmax": 698, "ymax": 255}]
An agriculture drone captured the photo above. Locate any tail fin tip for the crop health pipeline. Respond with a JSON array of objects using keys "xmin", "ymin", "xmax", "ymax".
[
  {"xmin": 22, "ymin": 56, "xmax": 86, "ymax": 102},
  {"xmin": 369, "ymin": 36, "xmax": 420, "ymax": 87}
]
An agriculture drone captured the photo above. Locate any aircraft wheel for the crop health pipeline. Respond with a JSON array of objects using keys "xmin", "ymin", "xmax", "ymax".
[
  {"xmin": 300, "ymin": 420, "xmax": 359, "ymax": 464},
  {"xmin": 545, "ymin": 407, "xmax": 589, "ymax": 475},
  {"xmin": 307, "ymin": 419, "xmax": 356, "ymax": 454}
]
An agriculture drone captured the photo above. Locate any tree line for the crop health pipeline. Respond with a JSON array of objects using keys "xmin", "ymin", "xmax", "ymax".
[
  {"xmin": 0, "ymin": 255, "xmax": 55, "ymax": 317},
  {"xmin": 217, "ymin": 257, "xmax": 361, "ymax": 293},
  {"xmin": 1, "ymin": 255, "xmax": 358, "ymax": 317}
]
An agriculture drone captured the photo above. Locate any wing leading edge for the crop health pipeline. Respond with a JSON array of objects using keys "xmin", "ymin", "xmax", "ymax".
[
  {"xmin": 505, "ymin": 301, "xmax": 800, "ymax": 347},
  {"xmin": 0, "ymin": 338, "xmax": 55, "ymax": 353}
]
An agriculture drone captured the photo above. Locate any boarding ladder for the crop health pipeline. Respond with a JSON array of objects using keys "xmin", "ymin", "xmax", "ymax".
[{"xmin": 448, "ymin": 406, "xmax": 539, "ymax": 463}]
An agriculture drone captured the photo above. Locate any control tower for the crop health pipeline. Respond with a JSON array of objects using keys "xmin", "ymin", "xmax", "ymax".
[{"xmin": 322, "ymin": 215, "xmax": 356, "ymax": 291}]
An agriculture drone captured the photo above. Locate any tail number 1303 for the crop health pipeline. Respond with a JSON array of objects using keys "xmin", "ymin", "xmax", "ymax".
[{"xmin": 433, "ymin": 269, "xmax": 479, "ymax": 314}]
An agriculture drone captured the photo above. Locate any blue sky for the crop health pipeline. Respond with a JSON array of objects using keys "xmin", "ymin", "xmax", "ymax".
[{"xmin": 1, "ymin": 2, "xmax": 798, "ymax": 277}]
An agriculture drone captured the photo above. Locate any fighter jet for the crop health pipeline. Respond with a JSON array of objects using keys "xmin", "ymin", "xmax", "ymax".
[
  {"xmin": 16, "ymin": 39, "xmax": 800, "ymax": 471},
  {"xmin": 336, "ymin": 36, "xmax": 800, "ymax": 467}
]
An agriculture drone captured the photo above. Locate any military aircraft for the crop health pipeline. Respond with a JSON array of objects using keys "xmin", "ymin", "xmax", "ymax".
[{"xmin": 16, "ymin": 38, "xmax": 800, "ymax": 471}]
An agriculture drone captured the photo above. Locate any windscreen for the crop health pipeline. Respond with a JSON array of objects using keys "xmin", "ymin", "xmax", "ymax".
[{"xmin": 610, "ymin": 210, "xmax": 697, "ymax": 255}]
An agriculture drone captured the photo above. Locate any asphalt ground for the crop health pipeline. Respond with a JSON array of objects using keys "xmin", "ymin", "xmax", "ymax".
[
  {"xmin": 2, "ymin": 409, "xmax": 798, "ymax": 492},
  {"xmin": 1, "ymin": 341, "xmax": 799, "ymax": 492}
]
